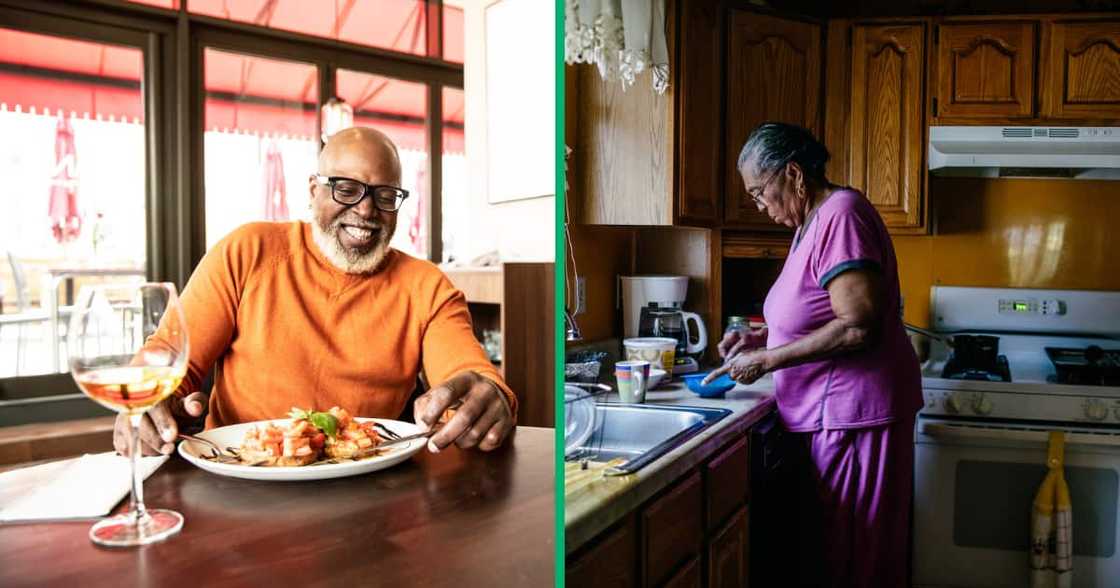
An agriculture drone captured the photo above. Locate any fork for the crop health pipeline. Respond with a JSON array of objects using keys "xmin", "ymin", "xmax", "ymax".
[
  {"xmin": 177, "ymin": 433, "xmax": 244, "ymax": 465},
  {"xmin": 373, "ymin": 422, "xmax": 403, "ymax": 440}
]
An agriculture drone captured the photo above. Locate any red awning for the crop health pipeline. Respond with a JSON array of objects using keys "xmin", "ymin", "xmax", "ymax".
[{"xmin": 0, "ymin": 9, "xmax": 465, "ymax": 152}]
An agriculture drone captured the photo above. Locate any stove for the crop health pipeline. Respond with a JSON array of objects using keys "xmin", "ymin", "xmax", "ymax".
[
  {"xmin": 941, "ymin": 354, "xmax": 1011, "ymax": 382},
  {"xmin": 918, "ymin": 287, "xmax": 1120, "ymax": 424},
  {"xmin": 1046, "ymin": 346, "xmax": 1120, "ymax": 386},
  {"xmin": 914, "ymin": 287, "xmax": 1120, "ymax": 588}
]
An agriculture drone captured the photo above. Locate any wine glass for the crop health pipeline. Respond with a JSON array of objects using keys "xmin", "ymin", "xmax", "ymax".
[{"xmin": 67, "ymin": 282, "xmax": 189, "ymax": 547}]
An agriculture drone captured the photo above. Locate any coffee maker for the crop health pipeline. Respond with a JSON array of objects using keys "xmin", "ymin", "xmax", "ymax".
[{"xmin": 620, "ymin": 275, "xmax": 709, "ymax": 374}]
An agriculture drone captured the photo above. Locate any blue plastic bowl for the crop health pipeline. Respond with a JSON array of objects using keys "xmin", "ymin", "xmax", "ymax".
[{"xmin": 682, "ymin": 372, "xmax": 735, "ymax": 398}]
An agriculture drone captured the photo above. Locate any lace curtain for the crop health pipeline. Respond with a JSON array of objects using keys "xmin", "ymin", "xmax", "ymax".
[{"xmin": 564, "ymin": 0, "xmax": 670, "ymax": 94}]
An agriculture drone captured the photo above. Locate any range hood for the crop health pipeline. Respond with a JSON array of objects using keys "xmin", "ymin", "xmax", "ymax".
[{"xmin": 928, "ymin": 126, "xmax": 1120, "ymax": 179}]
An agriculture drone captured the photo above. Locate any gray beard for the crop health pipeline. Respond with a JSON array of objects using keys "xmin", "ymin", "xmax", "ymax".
[{"xmin": 310, "ymin": 218, "xmax": 392, "ymax": 274}]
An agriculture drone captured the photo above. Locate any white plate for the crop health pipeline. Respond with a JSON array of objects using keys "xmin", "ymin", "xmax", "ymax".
[{"xmin": 177, "ymin": 418, "xmax": 426, "ymax": 481}]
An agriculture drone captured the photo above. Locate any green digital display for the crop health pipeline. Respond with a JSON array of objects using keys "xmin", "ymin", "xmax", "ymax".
[{"xmin": 1014, "ymin": 302, "xmax": 1029, "ymax": 312}]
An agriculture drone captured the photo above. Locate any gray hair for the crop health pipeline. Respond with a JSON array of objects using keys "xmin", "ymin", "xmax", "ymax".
[{"xmin": 737, "ymin": 122, "xmax": 830, "ymax": 184}]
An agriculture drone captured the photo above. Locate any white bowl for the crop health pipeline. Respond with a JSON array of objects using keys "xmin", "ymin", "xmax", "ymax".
[{"xmin": 647, "ymin": 368, "xmax": 668, "ymax": 389}]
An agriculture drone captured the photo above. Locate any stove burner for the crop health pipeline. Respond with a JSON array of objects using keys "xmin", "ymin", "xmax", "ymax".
[
  {"xmin": 1045, "ymin": 346, "xmax": 1120, "ymax": 386},
  {"xmin": 942, "ymin": 354, "xmax": 1012, "ymax": 382}
]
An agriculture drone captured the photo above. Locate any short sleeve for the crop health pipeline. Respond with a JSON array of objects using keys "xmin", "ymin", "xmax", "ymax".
[{"xmin": 809, "ymin": 201, "xmax": 884, "ymax": 288}]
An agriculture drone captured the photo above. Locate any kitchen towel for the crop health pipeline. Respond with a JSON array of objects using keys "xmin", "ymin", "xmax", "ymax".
[
  {"xmin": 0, "ymin": 452, "xmax": 168, "ymax": 523},
  {"xmin": 1030, "ymin": 431, "xmax": 1073, "ymax": 588}
]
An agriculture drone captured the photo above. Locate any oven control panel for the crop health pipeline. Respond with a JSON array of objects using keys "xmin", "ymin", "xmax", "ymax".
[
  {"xmin": 997, "ymin": 297, "xmax": 1067, "ymax": 316},
  {"xmin": 923, "ymin": 391, "xmax": 996, "ymax": 416},
  {"xmin": 922, "ymin": 389, "xmax": 1120, "ymax": 423}
]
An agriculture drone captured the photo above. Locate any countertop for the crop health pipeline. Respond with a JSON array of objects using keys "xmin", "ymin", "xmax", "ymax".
[
  {"xmin": 565, "ymin": 375, "xmax": 777, "ymax": 554},
  {"xmin": 0, "ymin": 426, "xmax": 554, "ymax": 588}
]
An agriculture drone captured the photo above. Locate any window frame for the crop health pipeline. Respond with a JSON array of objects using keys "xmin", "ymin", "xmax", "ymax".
[{"xmin": 0, "ymin": 0, "xmax": 463, "ymax": 423}]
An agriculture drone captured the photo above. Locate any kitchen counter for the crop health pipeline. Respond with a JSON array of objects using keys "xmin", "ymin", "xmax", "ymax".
[
  {"xmin": 565, "ymin": 376, "xmax": 777, "ymax": 553},
  {"xmin": 0, "ymin": 426, "xmax": 554, "ymax": 588}
]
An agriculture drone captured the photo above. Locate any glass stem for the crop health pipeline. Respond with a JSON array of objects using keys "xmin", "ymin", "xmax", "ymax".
[{"xmin": 127, "ymin": 413, "xmax": 149, "ymax": 522}]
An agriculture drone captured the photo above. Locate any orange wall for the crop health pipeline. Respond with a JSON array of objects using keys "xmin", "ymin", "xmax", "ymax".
[{"xmin": 896, "ymin": 177, "xmax": 1120, "ymax": 327}]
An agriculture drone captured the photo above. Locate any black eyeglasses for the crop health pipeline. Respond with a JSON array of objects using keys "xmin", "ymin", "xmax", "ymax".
[
  {"xmin": 746, "ymin": 170, "xmax": 780, "ymax": 208},
  {"xmin": 312, "ymin": 175, "xmax": 409, "ymax": 212}
]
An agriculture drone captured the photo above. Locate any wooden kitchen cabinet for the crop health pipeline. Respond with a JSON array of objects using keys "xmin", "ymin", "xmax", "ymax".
[
  {"xmin": 708, "ymin": 507, "xmax": 750, "ymax": 588},
  {"xmin": 705, "ymin": 435, "xmax": 750, "ymax": 532},
  {"xmin": 572, "ymin": 0, "xmax": 720, "ymax": 227},
  {"xmin": 826, "ymin": 20, "xmax": 929, "ymax": 234},
  {"xmin": 643, "ymin": 470, "xmax": 704, "ymax": 587},
  {"xmin": 934, "ymin": 21, "xmax": 1037, "ymax": 120},
  {"xmin": 567, "ymin": 413, "xmax": 777, "ymax": 588},
  {"xmin": 663, "ymin": 556, "xmax": 703, "ymax": 588},
  {"xmin": 723, "ymin": 11, "xmax": 821, "ymax": 231},
  {"xmin": 722, "ymin": 234, "xmax": 790, "ymax": 260},
  {"xmin": 675, "ymin": 0, "xmax": 723, "ymax": 226},
  {"xmin": 1041, "ymin": 17, "xmax": 1120, "ymax": 120},
  {"xmin": 568, "ymin": 515, "xmax": 640, "ymax": 588}
]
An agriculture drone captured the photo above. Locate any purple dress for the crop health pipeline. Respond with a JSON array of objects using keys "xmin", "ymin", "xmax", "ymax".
[{"xmin": 762, "ymin": 188, "xmax": 922, "ymax": 587}]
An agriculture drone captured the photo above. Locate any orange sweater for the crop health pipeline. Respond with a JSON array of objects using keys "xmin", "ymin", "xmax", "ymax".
[{"xmin": 168, "ymin": 222, "xmax": 515, "ymax": 428}]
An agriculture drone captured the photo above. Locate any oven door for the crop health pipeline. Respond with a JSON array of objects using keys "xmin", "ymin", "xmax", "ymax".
[{"xmin": 914, "ymin": 418, "xmax": 1120, "ymax": 588}]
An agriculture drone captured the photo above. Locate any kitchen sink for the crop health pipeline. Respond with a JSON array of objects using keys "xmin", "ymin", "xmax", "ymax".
[{"xmin": 568, "ymin": 403, "xmax": 731, "ymax": 476}]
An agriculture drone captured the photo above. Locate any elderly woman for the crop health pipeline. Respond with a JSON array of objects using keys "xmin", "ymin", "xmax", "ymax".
[{"xmin": 707, "ymin": 122, "xmax": 922, "ymax": 587}]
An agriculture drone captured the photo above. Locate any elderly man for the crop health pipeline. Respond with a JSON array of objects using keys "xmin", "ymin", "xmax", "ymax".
[{"xmin": 116, "ymin": 127, "xmax": 515, "ymax": 457}]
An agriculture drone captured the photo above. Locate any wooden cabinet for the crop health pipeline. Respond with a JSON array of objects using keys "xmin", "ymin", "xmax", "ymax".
[
  {"xmin": 676, "ymin": 0, "xmax": 723, "ymax": 226},
  {"xmin": 441, "ymin": 263, "xmax": 554, "ymax": 428},
  {"xmin": 704, "ymin": 436, "xmax": 750, "ymax": 532},
  {"xmin": 663, "ymin": 556, "xmax": 703, "ymax": 588},
  {"xmin": 643, "ymin": 470, "xmax": 704, "ymax": 587},
  {"xmin": 722, "ymin": 234, "xmax": 790, "ymax": 260},
  {"xmin": 708, "ymin": 507, "xmax": 750, "ymax": 588},
  {"xmin": 568, "ymin": 515, "xmax": 640, "ymax": 588},
  {"xmin": 935, "ymin": 21, "xmax": 1037, "ymax": 119},
  {"xmin": 827, "ymin": 20, "xmax": 929, "ymax": 234},
  {"xmin": 1041, "ymin": 18, "xmax": 1120, "ymax": 120},
  {"xmin": 571, "ymin": 0, "xmax": 720, "ymax": 227},
  {"xmin": 723, "ymin": 11, "xmax": 821, "ymax": 231},
  {"xmin": 567, "ymin": 418, "xmax": 773, "ymax": 588}
]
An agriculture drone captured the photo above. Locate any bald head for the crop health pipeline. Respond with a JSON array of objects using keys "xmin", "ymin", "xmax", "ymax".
[{"xmin": 319, "ymin": 127, "xmax": 402, "ymax": 185}]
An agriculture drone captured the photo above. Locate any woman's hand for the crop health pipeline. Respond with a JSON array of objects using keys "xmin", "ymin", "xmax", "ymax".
[
  {"xmin": 703, "ymin": 349, "xmax": 771, "ymax": 386},
  {"xmin": 717, "ymin": 327, "xmax": 768, "ymax": 359}
]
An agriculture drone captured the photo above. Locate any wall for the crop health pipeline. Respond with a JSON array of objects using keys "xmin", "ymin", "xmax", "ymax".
[
  {"xmin": 566, "ymin": 225, "xmax": 635, "ymax": 342},
  {"xmin": 460, "ymin": 0, "xmax": 555, "ymax": 263},
  {"xmin": 896, "ymin": 176, "xmax": 1120, "ymax": 327}
]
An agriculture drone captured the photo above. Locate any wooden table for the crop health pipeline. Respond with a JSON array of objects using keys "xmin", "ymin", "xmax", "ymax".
[{"xmin": 0, "ymin": 427, "xmax": 555, "ymax": 588}]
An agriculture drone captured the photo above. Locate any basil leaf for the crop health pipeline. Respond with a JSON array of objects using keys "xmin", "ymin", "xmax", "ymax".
[{"xmin": 309, "ymin": 413, "xmax": 339, "ymax": 438}]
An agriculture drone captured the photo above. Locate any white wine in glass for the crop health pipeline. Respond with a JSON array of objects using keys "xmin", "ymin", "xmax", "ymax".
[{"xmin": 68, "ymin": 282, "xmax": 189, "ymax": 547}]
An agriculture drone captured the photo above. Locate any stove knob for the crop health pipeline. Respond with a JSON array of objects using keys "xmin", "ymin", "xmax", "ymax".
[
  {"xmin": 1084, "ymin": 400, "xmax": 1108, "ymax": 421},
  {"xmin": 944, "ymin": 393, "xmax": 962, "ymax": 414},
  {"xmin": 971, "ymin": 394, "xmax": 993, "ymax": 416}
]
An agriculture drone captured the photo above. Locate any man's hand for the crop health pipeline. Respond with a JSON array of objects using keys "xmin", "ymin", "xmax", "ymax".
[
  {"xmin": 703, "ymin": 349, "xmax": 771, "ymax": 386},
  {"xmin": 114, "ymin": 392, "xmax": 208, "ymax": 456},
  {"xmin": 717, "ymin": 326, "xmax": 768, "ymax": 359},
  {"xmin": 414, "ymin": 371, "xmax": 514, "ymax": 453}
]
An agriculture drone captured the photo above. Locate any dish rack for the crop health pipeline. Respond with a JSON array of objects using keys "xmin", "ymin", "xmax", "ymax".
[{"xmin": 563, "ymin": 382, "xmax": 612, "ymax": 465}]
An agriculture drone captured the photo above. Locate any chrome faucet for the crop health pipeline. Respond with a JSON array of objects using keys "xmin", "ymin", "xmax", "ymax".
[{"xmin": 565, "ymin": 308, "xmax": 583, "ymax": 342}]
